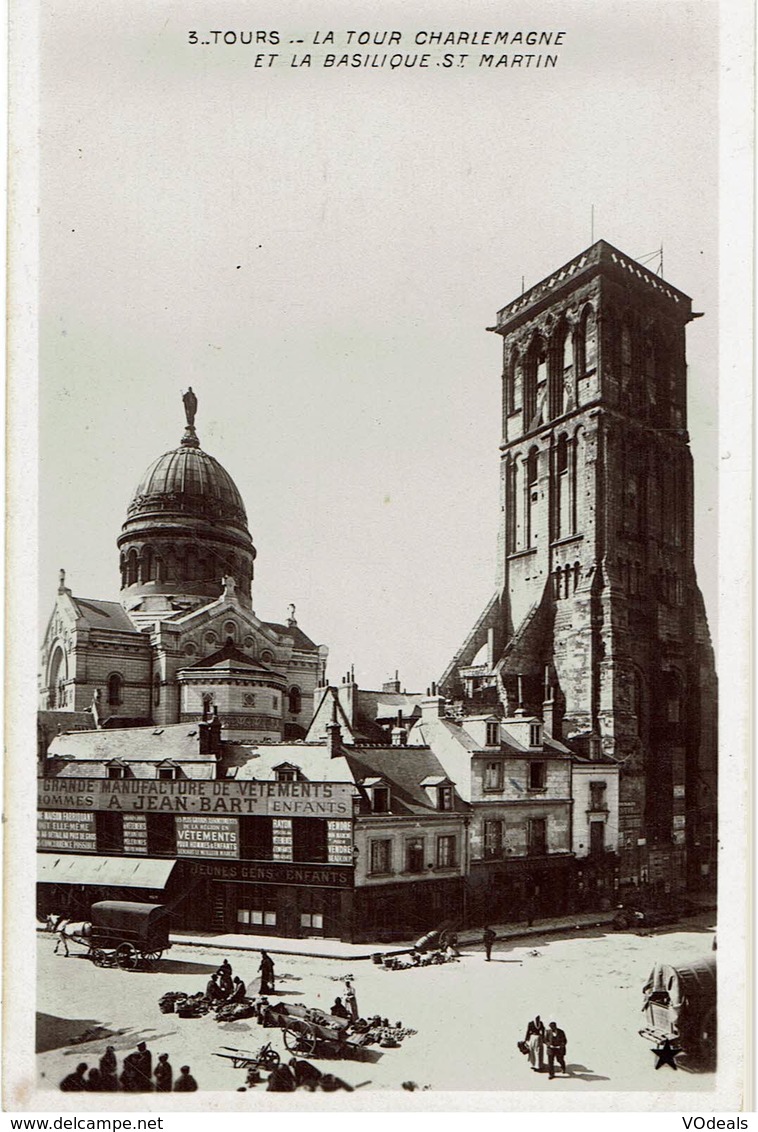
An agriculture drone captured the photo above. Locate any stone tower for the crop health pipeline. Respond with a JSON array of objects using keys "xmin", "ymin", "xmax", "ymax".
[{"xmin": 441, "ymin": 240, "xmax": 717, "ymax": 890}]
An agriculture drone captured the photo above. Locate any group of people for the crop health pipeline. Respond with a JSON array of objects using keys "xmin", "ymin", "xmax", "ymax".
[
  {"xmin": 59, "ymin": 1042, "xmax": 198, "ymax": 1093},
  {"xmin": 262, "ymin": 1057, "xmax": 353, "ymax": 1093},
  {"xmin": 522, "ymin": 1017, "xmax": 568, "ymax": 1079},
  {"xmin": 204, "ymin": 952, "xmax": 275, "ymax": 1003},
  {"xmin": 205, "ymin": 957, "xmax": 248, "ymax": 1004}
]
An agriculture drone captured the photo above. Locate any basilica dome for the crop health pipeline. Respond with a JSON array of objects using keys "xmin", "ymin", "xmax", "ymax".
[
  {"xmin": 117, "ymin": 395, "xmax": 256, "ymax": 616},
  {"xmin": 128, "ymin": 445, "xmax": 248, "ymax": 527}
]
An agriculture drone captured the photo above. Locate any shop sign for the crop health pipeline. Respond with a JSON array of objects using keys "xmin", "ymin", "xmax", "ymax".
[
  {"xmin": 673, "ymin": 784, "xmax": 686, "ymax": 799},
  {"xmin": 38, "ymin": 811, "xmax": 96, "ymax": 852},
  {"xmin": 183, "ymin": 858, "xmax": 354, "ymax": 887},
  {"xmin": 123, "ymin": 814, "xmax": 148, "ymax": 854},
  {"xmin": 39, "ymin": 778, "xmax": 354, "ymax": 817},
  {"xmin": 176, "ymin": 815, "xmax": 239, "ymax": 859}
]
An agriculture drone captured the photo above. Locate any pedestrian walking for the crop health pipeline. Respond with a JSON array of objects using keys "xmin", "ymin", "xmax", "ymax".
[
  {"xmin": 154, "ymin": 1053, "xmax": 173, "ymax": 1092},
  {"xmin": 483, "ymin": 926, "xmax": 496, "ymax": 960},
  {"xmin": 174, "ymin": 1065, "xmax": 198, "ymax": 1092},
  {"xmin": 523, "ymin": 1016, "xmax": 545, "ymax": 1072},
  {"xmin": 545, "ymin": 1021, "xmax": 567, "ymax": 1079},
  {"xmin": 344, "ymin": 977, "xmax": 358, "ymax": 1020},
  {"xmin": 258, "ymin": 949, "xmax": 275, "ymax": 994},
  {"xmin": 59, "ymin": 1063, "xmax": 88, "ymax": 1091}
]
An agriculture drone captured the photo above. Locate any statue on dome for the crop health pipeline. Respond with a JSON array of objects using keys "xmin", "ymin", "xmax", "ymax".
[{"xmin": 182, "ymin": 387, "xmax": 198, "ymax": 429}]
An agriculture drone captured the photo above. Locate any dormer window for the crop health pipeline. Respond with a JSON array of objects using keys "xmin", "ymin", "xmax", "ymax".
[
  {"xmin": 107, "ymin": 760, "xmax": 128, "ymax": 780},
  {"xmin": 372, "ymin": 786, "xmax": 390, "ymax": 813},
  {"xmin": 157, "ymin": 761, "xmax": 180, "ymax": 782},
  {"xmin": 486, "ymin": 721, "xmax": 500, "ymax": 746},
  {"xmin": 529, "ymin": 723, "xmax": 542, "ymax": 748},
  {"xmin": 274, "ymin": 763, "xmax": 301, "ymax": 783},
  {"xmin": 438, "ymin": 785, "xmax": 454, "ymax": 811},
  {"xmin": 362, "ymin": 778, "xmax": 391, "ymax": 813}
]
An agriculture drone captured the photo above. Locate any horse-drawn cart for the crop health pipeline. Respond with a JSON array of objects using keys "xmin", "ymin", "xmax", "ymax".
[
  {"xmin": 87, "ymin": 901, "xmax": 171, "ymax": 969},
  {"xmin": 264, "ymin": 1003, "xmax": 369, "ymax": 1060}
]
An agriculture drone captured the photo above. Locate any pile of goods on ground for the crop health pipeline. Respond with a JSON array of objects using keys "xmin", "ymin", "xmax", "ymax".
[
  {"xmin": 159, "ymin": 991, "xmax": 261, "ymax": 1023},
  {"xmin": 350, "ymin": 1016, "xmax": 417, "ymax": 1047},
  {"xmin": 382, "ymin": 950, "xmax": 458, "ymax": 971}
]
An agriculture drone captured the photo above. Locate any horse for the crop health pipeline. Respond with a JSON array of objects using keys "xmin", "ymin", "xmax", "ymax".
[{"xmin": 46, "ymin": 914, "xmax": 91, "ymax": 956}]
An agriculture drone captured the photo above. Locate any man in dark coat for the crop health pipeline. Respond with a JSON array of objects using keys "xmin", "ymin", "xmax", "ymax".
[
  {"xmin": 483, "ymin": 926, "xmax": 496, "ymax": 961},
  {"xmin": 122, "ymin": 1042, "xmax": 152, "ymax": 1091},
  {"xmin": 174, "ymin": 1065, "xmax": 198, "ymax": 1092},
  {"xmin": 228, "ymin": 976, "xmax": 247, "ymax": 1003},
  {"xmin": 330, "ymin": 996, "xmax": 351, "ymax": 1019},
  {"xmin": 154, "ymin": 1053, "xmax": 173, "ymax": 1093},
  {"xmin": 258, "ymin": 950, "xmax": 275, "ymax": 994},
  {"xmin": 545, "ymin": 1021, "xmax": 567, "ymax": 1078},
  {"xmin": 60, "ymin": 1063, "xmax": 88, "ymax": 1091},
  {"xmin": 266, "ymin": 1062, "xmax": 296, "ymax": 1091},
  {"xmin": 98, "ymin": 1046, "xmax": 118, "ymax": 1091}
]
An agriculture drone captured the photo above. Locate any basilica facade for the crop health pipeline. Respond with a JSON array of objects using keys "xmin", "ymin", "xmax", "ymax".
[{"xmin": 39, "ymin": 397, "xmax": 328, "ymax": 743}]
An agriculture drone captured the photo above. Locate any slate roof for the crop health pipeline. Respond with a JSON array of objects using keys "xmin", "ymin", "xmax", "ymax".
[
  {"xmin": 47, "ymin": 723, "xmax": 216, "ymax": 764},
  {"xmin": 70, "ymin": 597, "xmax": 138, "ymax": 634},
  {"xmin": 262, "ymin": 622, "xmax": 319, "ymax": 652},
  {"xmin": 182, "ymin": 641, "xmax": 279, "ymax": 676},
  {"xmin": 344, "ymin": 746, "xmax": 467, "ymax": 815}
]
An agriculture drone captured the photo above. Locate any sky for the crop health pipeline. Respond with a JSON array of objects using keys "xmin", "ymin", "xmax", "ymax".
[{"xmin": 38, "ymin": 0, "xmax": 719, "ymax": 692}]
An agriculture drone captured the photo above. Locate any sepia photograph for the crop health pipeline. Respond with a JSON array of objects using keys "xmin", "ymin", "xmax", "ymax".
[{"xmin": 4, "ymin": 0, "xmax": 751, "ymax": 1113}]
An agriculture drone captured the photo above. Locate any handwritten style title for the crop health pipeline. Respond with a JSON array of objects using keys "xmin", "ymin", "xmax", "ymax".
[{"xmin": 186, "ymin": 29, "xmax": 567, "ymax": 70}]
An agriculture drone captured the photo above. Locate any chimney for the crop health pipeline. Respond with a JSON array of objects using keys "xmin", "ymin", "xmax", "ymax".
[
  {"xmin": 200, "ymin": 705, "xmax": 222, "ymax": 755},
  {"xmin": 382, "ymin": 670, "xmax": 402, "ymax": 694},
  {"xmin": 589, "ymin": 733, "xmax": 602, "ymax": 761},
  {"xmin": 326, "ymin": 697, "xmax": 342, "ymax": 757},
  {"xmin": 420, "ymin": 694, "xmax": 445, "ymax": 721}
]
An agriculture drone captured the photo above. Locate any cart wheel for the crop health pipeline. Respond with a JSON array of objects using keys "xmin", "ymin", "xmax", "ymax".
[
  {"xmin": 259, "ymin": 1047, "xmax": 280, "ymax": 1071},
  {"xmin": 438, "ymin": 931, "xmax": 450, "ymax": 948},
  {"xmin": 116, "ymin": 943, "xmax": 138, "ymax": 970},
  {"xmin": 143, "ymin": 950, "xmax": 164, "ymax": 962},
  {"xmin": 90, "ymin": 949, "xmax": 106, "ymax": 967},
  {"xmin": 284, "ymin": 1026, "xmax": 317, "ymax": 1057}
]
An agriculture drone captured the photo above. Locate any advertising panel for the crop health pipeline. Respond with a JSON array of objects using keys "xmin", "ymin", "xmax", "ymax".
[{"xmin": 39, "ymin": 779, "xmax": 354, "ymax": 816}]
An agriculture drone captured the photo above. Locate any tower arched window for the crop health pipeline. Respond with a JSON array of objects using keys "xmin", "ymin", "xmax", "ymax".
[
  {"xmin": 141, "ymin": 545, "xmax": 153, "ymax": 583},
  {"xmin": 504, "ymin": 350, "xmax": 521, "ymax": 423},
  {"xmin": 120, "ymin": 555, "xmax": 127, "ymax": 588},
  {"xmin": 524, "ymin": 337, "xmax": 546, "ymax": 423},
  {"xmin": 288, "ymin": 686, "xmax": 302, "ymax": 715},
  {"xmin": 578, "ymin": 306, "xmax": 597, "ymax": 377},
  {"xmin": 153, "ymin": 673, "xmax": 161, "ymax": 707},
  {"xmin": 126, "ymin": 550, "xmax": 138, "ymax": 586},
  {"xmin": 505, "ymin": 458, "xmax": 517, "ymax": 554},
  {"xmin": 526, "ymin": 448, "xmax": 539, "ymax": 547},
  {"xmin": 553, "ymin": 325, "xmax": 572, "ymax": 417},
  {"xmin": 48, "ymin": 645, "xmax": 67, "ymax": 709},
  {"xmin": 107, "ymin": 673, "xmax": 123, "ymax": 707}
]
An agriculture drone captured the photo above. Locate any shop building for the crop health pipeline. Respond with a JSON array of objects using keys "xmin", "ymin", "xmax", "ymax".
[{"xmin": 38, "ymin": 716, "xmax": 467, "ymax": 943}]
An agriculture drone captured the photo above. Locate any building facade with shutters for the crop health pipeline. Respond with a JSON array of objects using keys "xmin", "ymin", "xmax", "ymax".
[{"xmin": 37, "ymin": 717, "xmax": 467, "ymax": 943}]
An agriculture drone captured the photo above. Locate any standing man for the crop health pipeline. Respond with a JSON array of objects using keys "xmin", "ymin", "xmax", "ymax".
[
  {"xmin": 174, "ymin": 1066, "xmax": 198, "ymax": 1092},
  {"xmin": 259, "ymin": 950, "xmax": 275, "ymax": 994},
  {"xmin": 545, "ymin": 1021, "xmax": 567, "ymax": 1079},
  {"xmin": 483, "ymin": 925, "xmax": 496, "ymax": 961}
]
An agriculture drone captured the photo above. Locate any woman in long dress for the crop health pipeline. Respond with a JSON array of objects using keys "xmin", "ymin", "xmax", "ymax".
[{"xmin": 524, "ymin": 1016, "xmax": 545, "ymax": 1071}]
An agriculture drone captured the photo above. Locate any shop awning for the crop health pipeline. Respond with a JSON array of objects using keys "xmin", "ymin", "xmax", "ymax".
[{"xmin": 37, "ymin": 854, "xmax": 176, "ymax": 889}]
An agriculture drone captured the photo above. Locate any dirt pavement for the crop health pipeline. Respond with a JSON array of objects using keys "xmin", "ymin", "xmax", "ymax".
[{"xmin": 37, "ymin": 914, "xmax": 716, "ymax": 1095}]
